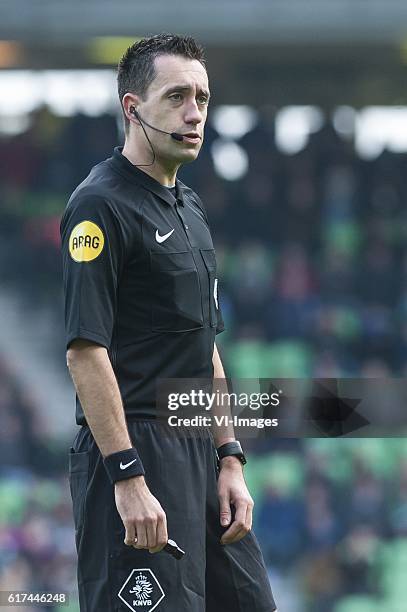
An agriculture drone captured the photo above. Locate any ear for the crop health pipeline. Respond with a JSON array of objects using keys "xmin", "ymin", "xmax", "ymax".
[{"xmin": 122, "ymin": 93, "xmax": 141, "ymax": 123}]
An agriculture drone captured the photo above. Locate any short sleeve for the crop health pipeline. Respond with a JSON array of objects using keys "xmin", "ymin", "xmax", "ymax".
[{"xmin": 60, "ymin": 195, "xmax": 124, "ymax": 350}]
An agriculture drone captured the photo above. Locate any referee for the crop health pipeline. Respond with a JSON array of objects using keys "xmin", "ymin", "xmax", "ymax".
[{"xmin": 61, "ymin": 34, "xmax": 276, "ymax": 612}]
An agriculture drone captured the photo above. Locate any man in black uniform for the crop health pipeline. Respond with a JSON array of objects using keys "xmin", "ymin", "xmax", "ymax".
[{"xmin": 61, "ymin": 34, "xmax": 276, "ymax": 612}]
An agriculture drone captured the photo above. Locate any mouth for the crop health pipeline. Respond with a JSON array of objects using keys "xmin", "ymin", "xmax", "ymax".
[{"xmin": 181, "ymin": 132, "xmax": 201, "ymax": 144}]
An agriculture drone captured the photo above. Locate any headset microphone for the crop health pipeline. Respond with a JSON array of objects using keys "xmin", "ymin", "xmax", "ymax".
[
  {"xmin": 130, "ymin": 107, "xmax": 184, "ymax": 142},
  {"xmin": 170, "ymin": 132, "xmax": 184, "ymax": 142}
]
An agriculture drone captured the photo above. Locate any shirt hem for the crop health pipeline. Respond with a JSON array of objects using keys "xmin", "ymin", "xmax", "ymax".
[{"xmin": 66, "ymin": 329, "xmax": 110, "ymax": 350}]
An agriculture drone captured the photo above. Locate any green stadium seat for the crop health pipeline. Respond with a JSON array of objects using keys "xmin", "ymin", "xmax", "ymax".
[
  {"xmin": 377, "ymin": 539, "xmax": 407, "ymax": 599},
  {"xmin": 245, "ymin": 453, "xmax": 304, "ymax": 498},
  {"xmin": 333, "ymin": 595, "xmax": 380, "ymax": 612},
  {"xmin": 263, "ymin": 341, "xmax": 313, "ymax": 377},
  {"xmin": 227, "ymin": 340, "xmax": 270, "ymax": 378}
]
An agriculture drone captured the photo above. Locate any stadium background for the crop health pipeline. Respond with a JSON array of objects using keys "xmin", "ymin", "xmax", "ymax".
[{"xmin": 1, "ymin": 2, "xmax": 407, "ymax": 611}]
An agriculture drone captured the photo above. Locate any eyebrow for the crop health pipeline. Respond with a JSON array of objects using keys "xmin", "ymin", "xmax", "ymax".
[{"xmin": 163, "ymin": 85, "xmax": 210, "ymax": 99}]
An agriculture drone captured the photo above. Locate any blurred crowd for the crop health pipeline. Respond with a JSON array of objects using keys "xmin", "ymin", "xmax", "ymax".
[
  {"xmin": 0, "ymin": 473, "xmax": 77, "ymax": 612},
  {"xmin": 0, "ymin": 106, "xmax": 406, "ymax": 611},
  {"xmin": 248, "ymin": 438, "xmax": 407, "ymax": 611},
  {"xmin": 0, "ymin": 355, "xmax": 77, "ymax": 611},
  {"xmin": 1, "ymin": 436, "xmax": 407, "ymax": 611},
  {"xmin": 0, "ymin": 106, "xmax": 406, "ymax": 376},
  {"xmin": 0, "ymin": 354, "xmax": 65, "ymax": 475}
]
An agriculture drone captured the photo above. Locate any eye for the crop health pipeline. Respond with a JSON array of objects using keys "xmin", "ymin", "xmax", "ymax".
[
  {"xmin": 169, "ymin": 93, "xmax": 182, "ymax": 101},
  {"xmin": 198, "ymin": 95, "xmax": 209, "ymax": 105}
]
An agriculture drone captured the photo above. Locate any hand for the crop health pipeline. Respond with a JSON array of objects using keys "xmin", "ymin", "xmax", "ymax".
[
  {"xmin": 217, "ymin": 457, "xmax": 254, "ymax": 545},
  {"xmin": 114, "ymin": 476, "xmax": 168, "ymax": 553}
]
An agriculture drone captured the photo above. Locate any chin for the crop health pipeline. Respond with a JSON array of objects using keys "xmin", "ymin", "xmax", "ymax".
[{"xmin": 178, "ymin": 148, "xmax": 200, "ymax": 163}]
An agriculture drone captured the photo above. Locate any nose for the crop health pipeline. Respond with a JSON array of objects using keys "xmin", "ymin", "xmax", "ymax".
[{"xmin": 184, "ymin": 99, "xmax": 203, "ymax": 126}]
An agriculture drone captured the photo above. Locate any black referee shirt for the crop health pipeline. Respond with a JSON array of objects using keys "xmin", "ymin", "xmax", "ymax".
[{"xmin": 61, "ymin": 146, "xmax": 224, "ymax": 425}]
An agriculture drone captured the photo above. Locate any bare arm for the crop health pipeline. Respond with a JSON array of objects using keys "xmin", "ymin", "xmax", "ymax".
[
  {"xmin": 67, "ymin": 338, "xmax": 168, "ymax": 552},
  {"xmin": 211, "ymin": 342, "xmax": 236, "ymax": 448},
  {"xmin": 67, "ymin": 339, "xmax": 131, "ymax": 456},
  {"xmin": 211, "ymin": 342, "xmax": 254, "ymax": 544}
]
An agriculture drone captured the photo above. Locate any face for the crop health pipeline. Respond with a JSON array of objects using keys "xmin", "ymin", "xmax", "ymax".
[{"xmin": 130, "ymin": 54, "xmax": 210, "ymax": 166}]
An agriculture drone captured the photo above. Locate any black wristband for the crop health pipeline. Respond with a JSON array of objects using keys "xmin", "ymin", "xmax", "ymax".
[{"xmin": 103, "ymin": 447, "xmax": 145, "ymax": 484}]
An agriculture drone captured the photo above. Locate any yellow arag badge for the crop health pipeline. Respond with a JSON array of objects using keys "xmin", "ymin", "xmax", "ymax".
[{"xmin": 69, "ymin": 220, "xmax": 104, "ymax": 262}]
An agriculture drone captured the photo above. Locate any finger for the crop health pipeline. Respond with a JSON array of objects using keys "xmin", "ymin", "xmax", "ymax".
[
  {"xmin": 149, "ymin": 512, "xmax": 168, "ymax": 554},
  {"xmin": 124, "ymin": 522, "xmax": 136, "ymax": 547},
  {"xmin": 245, "ymin": 502, "xmax": 253, "ymax": 531},
  {"xmin": 134, "ymin": 523, "xmax": 148, "ymax": 549},
  {"xmin": 221, "ymin": 503, "xmax": 247, "ymax": 545},
  {"xmin": 146, "ymin": 518, "xmax": 157, "ymax": 550},
  {"xmin": 221, "ymin": 522, "xmax": 247, "ymax": 545},
  {"xmin": 219, "ymin": 493, "xmax": 232, "ymax": 527}
]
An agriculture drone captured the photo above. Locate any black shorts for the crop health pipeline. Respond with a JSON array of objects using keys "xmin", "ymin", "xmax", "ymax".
[{"xmin": 69, "ymin": 420, "xmax": 277, "ymax": 612}]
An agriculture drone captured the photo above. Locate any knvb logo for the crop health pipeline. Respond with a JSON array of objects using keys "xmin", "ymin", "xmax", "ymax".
[
  {"xmin": 129, "ymin": 573, "xmax": 153, "ymax": 604},
  {"xmin": 118, "ymin": 569, "xmax": 165, "ymax": 611}
]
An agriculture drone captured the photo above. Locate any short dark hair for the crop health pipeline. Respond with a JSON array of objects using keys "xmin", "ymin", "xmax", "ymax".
[{"xmin": 117, "ymin": 33, "xmax": 206, "ymax": 133}]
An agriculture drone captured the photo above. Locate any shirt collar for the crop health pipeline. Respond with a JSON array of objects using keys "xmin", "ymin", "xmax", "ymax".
[{"xmin": 111, "ymin": 146, "xmax": 184, "ymax": 207}]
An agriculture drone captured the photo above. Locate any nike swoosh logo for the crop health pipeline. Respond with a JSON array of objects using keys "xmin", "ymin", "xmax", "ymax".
[
  {"xmin": 155, "ymin": 228, "xmax": 174, "ymax": 243},
  {"xmin": 120, "ymin": 459, "xmax": 138, "ymax": 470}
]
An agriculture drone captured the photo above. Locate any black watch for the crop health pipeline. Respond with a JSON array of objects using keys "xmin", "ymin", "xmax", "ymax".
[{"xmin": 216, "ymin": 441, "xmax": 247, "ymax": 465}]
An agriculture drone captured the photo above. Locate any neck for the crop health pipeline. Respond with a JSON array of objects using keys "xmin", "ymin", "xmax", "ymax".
[{"xmin": 122, "ymin": 139, "xmax": 179, "ymax": 187}]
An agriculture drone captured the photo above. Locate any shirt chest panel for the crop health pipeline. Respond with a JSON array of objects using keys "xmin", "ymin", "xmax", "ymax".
[
  {"xmin": 141, "ymin": 196, "xmax": 213, "ymax": 253},
  {"xmin": 117, "ymin": 191, "xmax": 219, "ymax": 335}
]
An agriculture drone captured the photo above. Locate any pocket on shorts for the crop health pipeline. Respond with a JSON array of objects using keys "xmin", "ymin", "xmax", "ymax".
[{"xmin": 68, "ymin": 447, "xmax": 90, "ymax": 532}]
